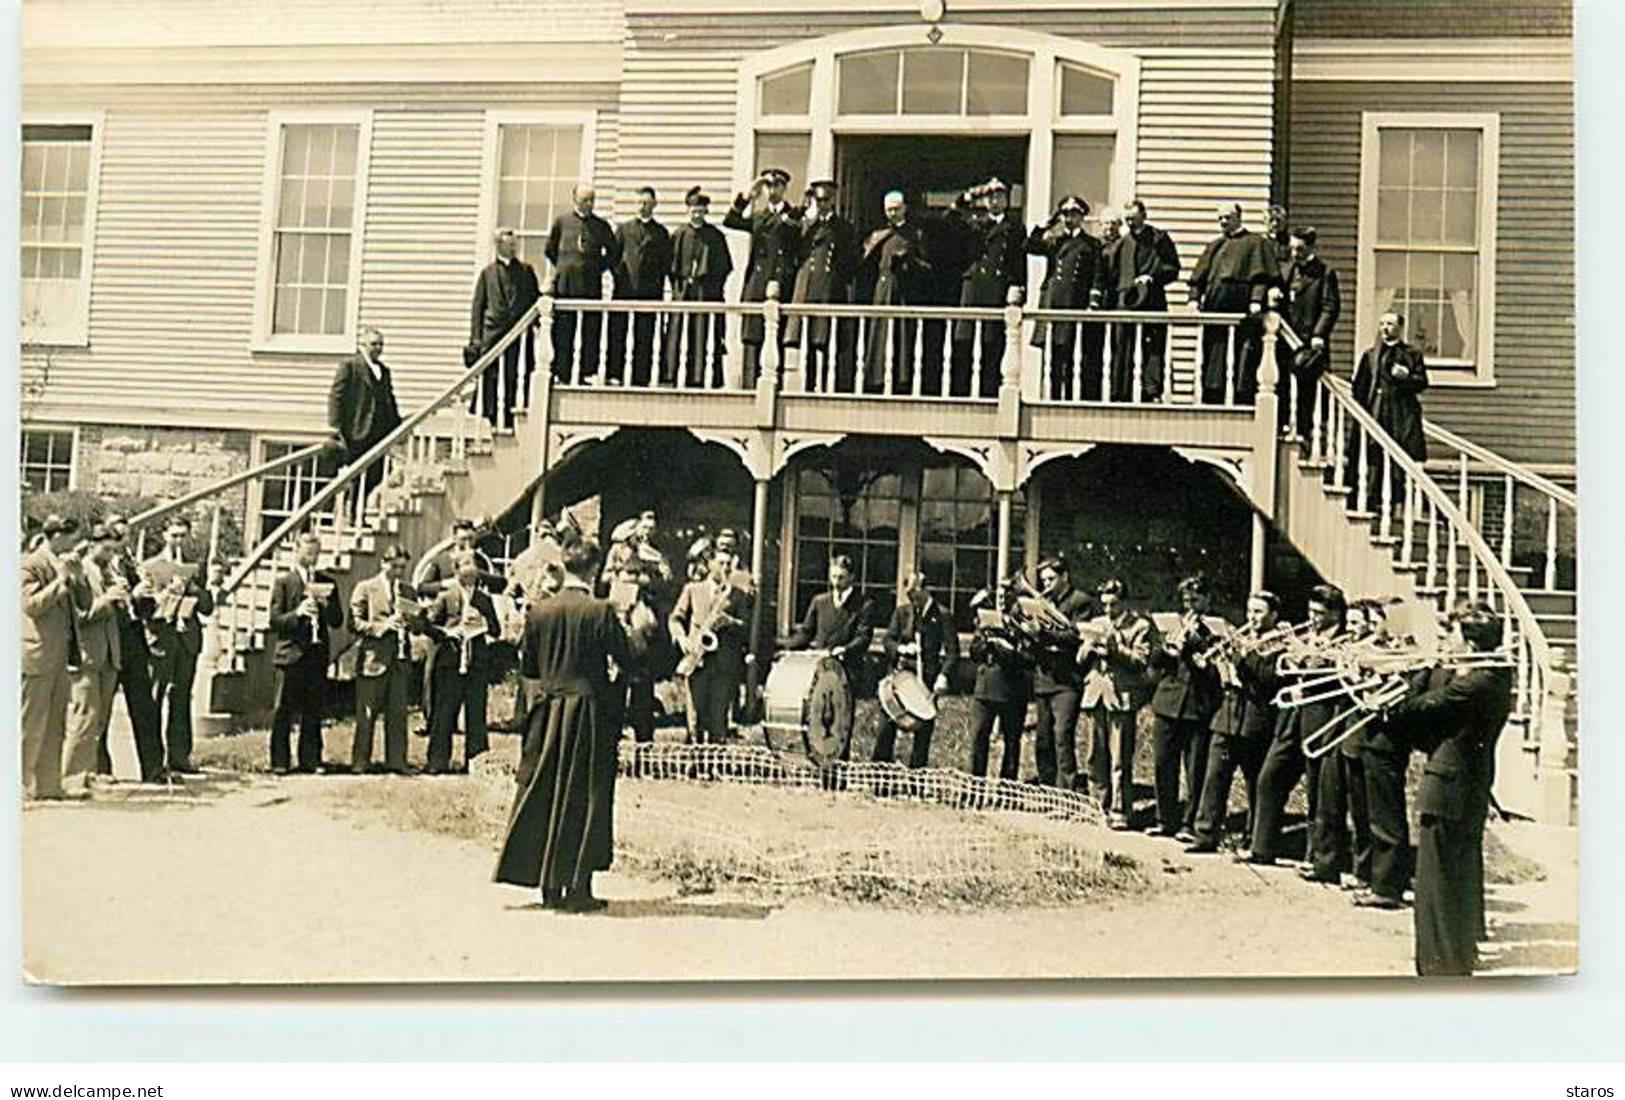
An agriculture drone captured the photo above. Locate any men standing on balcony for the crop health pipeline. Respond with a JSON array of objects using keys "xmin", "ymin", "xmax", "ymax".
[
  {"xmin": 424, "ymin": 551, "xmax": 502, "ymax": 775},
  {"xmin": 104, "ymin": 515, "xmax": 166, "ymax": 782},
  {"xmin": 62, "ymin": 526, "xmax": 127, "ymax": 795},
  {"xmin": 266, "ymin": 532, "xmax": 341, "ymax": 774},
  {"xmin": 1103, "ymin": 199, "xmax": 1182, "ymax": 403},
  {"xmin": 1283, "ymin": 226, "xmax": 1341, "ymax": 438},
  {"xmin": 861, "ymin": 190, "xmax": 935, "ymax": 395},
  {"xmin": 1188, "ymin": 202, "xmax": 1276, "ymax": 405},
  {"xmin": 546, "ymin": 184, "xmax": 620, "ymax": 383},
  {"xmin": 1027, "ymin": 195, "xmax": 1106, "ymax": 402},
  {"xmin": 143, "ymin": 515, "xmax": 215, "ymax": 775},
  {"xmin": 873, "ymin": 572, "xmax": 957, "ymax": 770},
  {"xmin": 785, "ymin": 179, "xmax": 861, "ymax": 392},
  {"xmin": 21, "ymin": 514, "xmax": 84, "ymax": 802},
  {"xmin": 1029, "ymin": 557, "xmax": 1094, "ymax": 790},
  {"xmin": 350, "ymin": 545, "xmax": 421, "ymax": 775},
  {"xmin": 1081, "ymin": 577, "xmax": 1156, "ymax": 828},
  {"xmin": 328, "ymin": 327, "xmax": 403, "ymax": 518},
  {"xmin": 468, "ymin": 226, "xmax": 541, "ymax": 429},
  {"xmin": 608, "ymin": 186, "xmax": 672, "ymax": 387},
  {"xmin": 668, "ymin": 186, "xmax": 734, "ymax": 388},
  {"xmin": 726, "ymin": 168, "xmax": 804, "ymax": 386},
  {"xmin": 1147, "ymin": 575, "xmax": 1223, "ymax": 840},
  {"xmin": 948, "ymin": 178, "xmax": 1026, "ymax": 398},
  {"xmin": 670, "ymin": 542, "xmax": 752, "ymax": 746}
]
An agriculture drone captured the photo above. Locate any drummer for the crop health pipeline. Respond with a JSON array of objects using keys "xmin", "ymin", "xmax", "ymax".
[
  {"xmin": 785, "ymin": 553, "xmax": 874, "ymax": 757},
  {"xmin": 873, "ymin": 572, "xmax": 957, "ymax": 769}
]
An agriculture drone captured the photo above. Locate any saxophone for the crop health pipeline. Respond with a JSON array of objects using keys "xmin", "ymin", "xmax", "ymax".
[{"xmin": 676, "ymin": 580, "xmax": 734, "ymax": 678}]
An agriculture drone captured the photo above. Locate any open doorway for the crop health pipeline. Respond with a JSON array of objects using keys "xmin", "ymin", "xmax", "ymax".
[{"xmin": 834, "ymin": 134, "xmax": 1030, "ymax": 237}]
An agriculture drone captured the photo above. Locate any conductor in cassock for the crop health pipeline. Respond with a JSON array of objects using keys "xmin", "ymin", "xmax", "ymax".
[{"xmin": 495, "ymin": 532, "xmax": 640, "ymax": 912}]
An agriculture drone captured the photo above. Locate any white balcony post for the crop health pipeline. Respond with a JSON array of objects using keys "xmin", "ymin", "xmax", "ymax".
[
  {"xmin": 764, "ymin": 281, "xmax": 787, "ymax": 394},
  {"xmin": 1545, "ymin": 495, "xmax": 1559, "ymax": 590}
]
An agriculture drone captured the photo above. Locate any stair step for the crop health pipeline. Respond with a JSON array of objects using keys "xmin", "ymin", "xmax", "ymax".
[{"xmin": 1534, "ymin": 613, "xmax": 1577, "ymax": 642}]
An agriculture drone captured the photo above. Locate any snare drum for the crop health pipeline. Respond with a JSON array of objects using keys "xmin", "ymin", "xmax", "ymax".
[
  {"xmin": 763, "ymin": 650, "xmax": 853, "ymax": 765},
  {"xmin": 878, "ymin": 669, "xmax": 937, "ymax": 732}
]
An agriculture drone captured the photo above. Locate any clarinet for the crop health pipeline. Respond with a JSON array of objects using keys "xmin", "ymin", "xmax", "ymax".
[{"xmin": 394, "ymin": 581, "xmax": 409, "ymax": 660}]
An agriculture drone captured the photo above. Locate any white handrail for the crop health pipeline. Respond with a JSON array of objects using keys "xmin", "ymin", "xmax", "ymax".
[{"xmin": 1422, "ymin": 418, "xmax": 1576, "ymax": 509}]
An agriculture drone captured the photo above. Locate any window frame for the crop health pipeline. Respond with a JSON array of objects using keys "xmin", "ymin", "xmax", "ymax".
[
  {"xmin": 1357, "ymin": 111, "xmax": 1500, "ymax": 387},
  {"xmin": 19, "ymin": 424, "xmax": 80, "ymax": 494},
  {"xmin": 20, "ymin": 112, "xmax": 104, "ymax": 349},
  {"xmin": 252, "ymin": 108, "xmax": 373, "ymax": 355},
  {"xmin": 474, "ymin": 109, "xmax": 599, "ymax": 278},
  {"xmin": 247, "ymin": 433, "xmax": 342, "ymax": 542}
]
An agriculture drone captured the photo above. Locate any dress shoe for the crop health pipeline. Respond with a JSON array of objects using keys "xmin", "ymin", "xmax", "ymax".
[
  {"xmin": 562, "ymin": 892, "xmax": 608, "ymax": 913},
  {"xmin": 170, "ymin": 764, "xmax": 202, "ymax": 775},
  {"xmin": 1352, "ymin": 891, "xmax": 1406, "ymax": 910},
  {"xmin": 1175, "ymin": 829, "xmax": 1197, "ymax": 844},
  {"xmin": 1107, "ymin": 814, "xmax": 1130, "ymax": 831},
  {"xmin": 1299, "ymin": 867, "xmax": 1340, "ymax": 884},
  {"xmin": 1184, "ymin": 841, "xmax": 1219, "ymax": 854},
  {"xmin": 1237, "ymin": 852, "xmax": 1275, "ymax": 866}
]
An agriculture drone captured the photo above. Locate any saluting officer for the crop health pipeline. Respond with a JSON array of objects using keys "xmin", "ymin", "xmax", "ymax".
[
  {"xmin": 724, "ymin": 167, "xmax": 804, "ymax": 385},
  {"xmin": 947, "ymin": 177, "xmax": 1026, "ymax": 398},
  {"xmin": 1026, "ymin": 195, "xmax": 1106, "ymax": 401},
  {"xmin": 785, "ymin": 179, "xmax": 861, "ymax": 392}
]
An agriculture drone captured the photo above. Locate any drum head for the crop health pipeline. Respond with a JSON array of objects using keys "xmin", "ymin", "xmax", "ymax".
[
  {"xmin": 879, "ymin": 670, "xmax": 936, "ymax": 731},
  {"xmin": 802, "ymin": 657, "xmax": 854, "ymax": 765}
]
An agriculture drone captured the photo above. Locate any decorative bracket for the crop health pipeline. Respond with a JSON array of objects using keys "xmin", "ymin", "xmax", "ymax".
[
  {"xmin": 1014, "ymin": 441, "xmax": 1096, "ymax": 490},
  {"xmin": 687, "ymin": 427, "xmax": 774, "ymax": 482}
]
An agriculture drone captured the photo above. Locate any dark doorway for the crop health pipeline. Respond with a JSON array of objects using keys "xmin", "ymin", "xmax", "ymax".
[{"xmin": 834, "ymin": 133, "xmax": 1029, "ymax": 238}]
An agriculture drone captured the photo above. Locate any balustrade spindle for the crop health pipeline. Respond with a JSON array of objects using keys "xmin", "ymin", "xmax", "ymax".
[
  {"xmin": 911, "ymin": 320, "xmax": 925, "ymax": 398},
  {"xmin": 1380, "ymin": 453, "xmax": 1394, "ymax": 539},
  {"xmin": 1096, "ymin": 319, "xmax": 1110, "ymax": 402},
  {"xmin": 1400, "ymin": 475, "xmax": 1416, "ymax": 568},
  {"xmin": 1545, "ymin": 495, "xmax": 1559, "ymax": 591},
  {"xmin": 1356, "ymin": 424, "xmax": 1370, "ymax": 513},
  {"xmin": 1500, "ymin": 474, "xmax": 1514, "ymax": 567},
  {"xmin": 1131, "ymin": 323, "xmax": 1145, "ymax": 405},
  {"xmin": 884, "ymin": 318, "xmax": 898, "ymax": 397},
  {"xmin": 1456, "ymin": 452, "xmax": 1470, "ymax": 527},
  {"xmin": 1426, "ymin": 496, "xmax": 1439, "ymax": 590},
  {"xmin": 1286, "ymin": 367, "xmax": 1300, "ymax": 440},
  {"xmin": 1311, "ymin": 379, "xmax": 1326, "ymax": 464},
  {"xmin": 1224, "ymin": 327, "xmax": 1237, "ymax": 406},
  {"xmin": 1445, "ymin": 517, "xmax": 1460, "ymax": 608}
]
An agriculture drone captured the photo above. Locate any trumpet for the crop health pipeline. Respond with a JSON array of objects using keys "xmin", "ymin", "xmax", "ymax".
[{"xmin": 1004, "ymin": 574, "xmax": 1080, "ymax": 643}]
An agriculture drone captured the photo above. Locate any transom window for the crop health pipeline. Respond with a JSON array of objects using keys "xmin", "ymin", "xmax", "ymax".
[
  {"xmin": 270, "ymin": 123, "xmax": 361, "ymax": 339},
  {"xmin": 836, "ymin": 47, "xmax": 1030, "ymax": 117},
  {"xmin": 21, "ymin": 121, "xmax": 99, "ymax": 346}
]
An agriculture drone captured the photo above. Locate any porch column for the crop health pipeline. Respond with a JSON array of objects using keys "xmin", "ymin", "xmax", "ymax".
[
  {"xmin": 745, "ymin": 476, "xmax": 771, "ymax": 701},
  {"xmin": 1249, "ymin": 512, "xmax": 1267, "ymax": 593},
  {"xmin": 996, "ymin": 489, "xmax": 1014, "ymax": 581}
]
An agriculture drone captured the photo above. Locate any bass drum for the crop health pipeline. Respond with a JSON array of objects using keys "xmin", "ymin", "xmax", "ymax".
[
  {"xmin": 878, "ymin": 669, "xmax": 937, "ymax": 733},
  {"xmin": 762, "ymin": 650, "xmax": 853, "ymax": 765}
]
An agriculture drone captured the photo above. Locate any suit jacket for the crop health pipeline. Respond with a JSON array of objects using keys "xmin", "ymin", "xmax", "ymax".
[
  {"xmin": 613, "ymin": 217, "xmax": 673, "ymax": 300},
  {"xmin": 1353, "ymin": 340, "xmax": 1429, "ymax": 461},
  {"xmin": 1027, "ymin": 225, "xmax": 1106, "ymax": 311},
  {"xmin": 1080, "ymin": 610, "xmax": 1157, "ymax": 711},
  {"xmin": 950, "ymin": 207, "xmax": 1027, "ymax": 307},
  {"xmin": 21, "ymin": 546, "xmax": 78, "ymax": 676},
  {"xmin": 882, "ymin": 597, "xmax": 960, "ymax": 688},
  {"xmin": 71, "ymin": 561, "xmax": 123, "ymax": 673},
  {"xmin": 787, "ymin": 214, "xmax": 860, "ymax": 346},
  {"xmin": 789, "ymin": 589, "xmax": 874, "ymax": 680},
  {"xmin": 1386, "ymin": 665, "xmax": 1512, "ymax": 822},
  {"xmin": 1149, "ymin": 614, "xmax": 1223, "ymax": 723},
  {"xmin": 107, "ymin": 551, "xmax": 155, "ymax": 655},
  {"xmin": 470, "ymin": 256, "xmax": 541, "ymax": 349},
  {"xmin": 1286, "ymin": 257, "xmax": 1341, "ymax": 344},
  {"xmin": 418, "ymin": 548, "xmax": 502, "ymax": 597},
  {"xmin": 269, "ymin": 565, "xmax": 343, "ymax": 667},
  {"xmin": 545, "ymin": 209, "xmax": 620, "ymax": 298},
  {"xmin": 328, "ymin": 354, "xmax": 403, "ymax": 456},
  {"xmin": 1028, "ymin": 586, "xmax": 1093, "ymax": 694},
  {"xmin": 968, "ymin": 625, "xmax": 1032, "ymax": 704},
  {"xmin": 1188, "ymin": 229, "xmax": 1276, "ymax": 311},
  {"xmin": 1103, "ymin": 223, "xmax": 1181, "ymax": 310},
  {"xmin": 669, "ymin": 221, "xmax": 734, "ymax": 300},
  {"xmin": 349, "ymin": 573, "xmax": 422, "ymax": 679},
  {"xmin": 1209, "ymin": 641, "xmax": 1279, "ymax": 742},
  {"xmin": 669, "ymin": 577, "xmax": 752, "ymax": 681},
  {"xmin": 427, "ymin": 582, "xmax": 502, "ymax": 675},
  {"xmin": 862, "ymin": 221, "xmax": 933, "ymax": 306},
  {"xmin": 140, "ymin": 551, "xmax": 215, "ymax": 658}
]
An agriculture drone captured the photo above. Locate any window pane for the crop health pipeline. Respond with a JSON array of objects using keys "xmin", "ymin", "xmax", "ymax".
[
  {"xmin": 1409, "ymin": 187, "xmax": 1444, "ymax": 244},
  {"xmin": 1376, "ymin": 187, "xmax": 1408, "ymax": 242},
  {"xmin": 839, "ymin": 50, "xmax": 900, "ymax": 114},
  {"xmin": 902, "ymin": 48, "xmax": 963, "ymax": 115},
  {"xmin": 325, "ymin": 235, "xmax": 349, "ymax": 284},
  {"xmin": 283, "ymin": 126, "xmax": 309, "ymax": 176},
  {"xmin": 300, "ymin": 234, "xmax": 327, "ymax": 283},
  {"xmin": 1378, "ymin": 129, "xmax": 1410, "ymax": 186},
  {"xmin": 1439, "ymin": 252, "xmax": 1477, "ymax": 360},
  {"xmin": 38, "ymin": 196, "xmax": 65, "ymax": 242},
  {"xmin": 1442, "ymin": 190, "xmax": 1478, "ymax": 246},
  {"xmin": 967, "ymin": 50, "xmax": 1029, "ymax": 115},
  {"xmin": 1411, "ymin": 130, "xmax": 1446, "ymax": 187},
  {"xmin": 1051, "ymin": 134, "xmax": 1115, "ymax": 216},
  {"xmin": 332, "ymin": 125, "xmax": 358, "ymax": 178},
  {"xmin": 499, "ymin": 127, "xmax": 529, "ymax": 177},
  {"xmin": 298, "ymin": 288, "xmax": 325, "ymax": 334},
  {"xmin": 63, "ymin": 196, "xmax": 85, "ymax": 243},
  {"xmin": 753, "ymin": 132, "xmax": 811, "ymax": 196},
  {"xmin": 494, "ymin": 124, "xmax": 584, "ymax": 265},
  {"xmin": 554, "ymin": 127, "xmax": 583, "ymax": 176},
  {"xmin": 322, "ymin": 288, "xmax": 347, "ymax": 335},
  {"xmin": 1059, "ymin": 62, "xmax": 1114, "ymax": 115},
  {"xmin": 43, "ymin": 145, "xmax": 69, "ymax": 191},
  {"xmin": 60, "ymin": 249, "xmax": 81, "ymax": 280},
  {"xmin": 21, "ymin": 247, "xmax": 40, "ymax": 279},
  {"xmin": 760, "ymin": 62, "xmax": 813, "ymax": 116},
  {"xmin": 21, "ymin": 144, "xmax": 46, "ymax": 191},
  {"xmin": 1444, "ymin": 130, "xmax": 1480, "ymax": 190},
  {"xmin": 273, "ymin": 279, "xmax": 299, "ymax": 333}
]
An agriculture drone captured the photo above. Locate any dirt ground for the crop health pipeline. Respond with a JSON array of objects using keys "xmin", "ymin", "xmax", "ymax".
[{"xmin": 21, "ymin": 721, "xmax": 1579, "ymax": 986}]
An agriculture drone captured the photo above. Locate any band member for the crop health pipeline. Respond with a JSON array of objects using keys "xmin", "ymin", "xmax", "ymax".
[
  {"xmin": 327, "ymin": 327, "xmax": 403, "ymax": 516},
  {"xmin": 610, "ymin": 554, "xmax": 666, "ymax": 744},
  {"xmin": 725, "ymin": 167, "xmax": 804, "ymax": 385},
  {"xmin": 1187, "ymin": 590, "xmax": 1282, "ymax": 853},
  {"xmin": 349, "ymin": 545, "xmax": 420, "ymax": 774},
  {"xmin": 1353, "ymin": 311, "xmax": 1429, "ymax": 509},
  {"xmin": 1375, "ymin": 601, "xmax": 1511, "ymax": 976},
  {"xmin": 1246, "ymin": 583, "xmax": 1347, "ymax": 865},
  {"xmin": 785, "ymin": 179, "xmax": 860, "ymax": 391},
  {"xmin": 424, "ymin": 551, "xmax": 502, "ymax": 775},
  {"xmin": 670, "ymin": 544, "xmax": 752, "ymax": 745},
  {"xmin": 1147, "ymin": 575, "xmax": 1223, "ymax": 838},
  {"xmin": 468, "ymin": 226, "xmax": 541, "ymax": 427},
  {"xmin": 786, "ymin": 554, "xmax": 874, "ymax": 749},
  {"xmin": 1081, "ymin": 578, "xmax": 1157, "ymax": 828},
  {"xmin": 21, "ymin": 514, "xmax": 83, "ymax": 801},
  {"xmin": 1282, "ymin": 226, "xmax": 1341, "ymax": 437},
  {"xmin": 546, "ymin": 183, "xmax": 620, "ymax": 381},
  {"xmin": 967, "ymin": 584, "xmax": 1032, "ymax": 781},
  {"xmin": 418, "ymin": 517, "xmax": 502, "ymax": 597},
  {"xmin": 604, "ymin": 511, "xmax": 673, "ymax": 608},
  {"xmin": 608, "ymin": 186, "xmax": 672, "ymax": 386},
  {"xmin": 101, "ymin": 517, "xmax": 164, "ymax": 781},
  {"xmin": 1027, "ymin": 195, "xmax": 1106, "ymax": 401},
  {"xmin": 1187, "ymin": 201, "xmax": 1276, "ymax": 405},
  {"xmin": 860, "ymin": 190, "xmax": 936, "ymax": 394},
  {"xmin": 496, "ymin": 532, "xmax": 640, "ymax": 912},
  {"xmin": 947, "ymin": 177, "xmax": 1026, "ymax": 398},
  {"xmin": 1305, "ymin": 599, "xmax": 1387, "ymax": 885},
  {"xmin": 1029, "ymin": 558, "xmax": 1094, "ymax": 790},
  {"xmin": 874, "ymin": 572, "xmax": 958, "ymax": 769},
  {"xmin": 1102, "ymin": 199, "xmax": 1182, "ymax": 402},
  {"xmin": 265, "ymin": 532, "xmax": 341, "ymax": 774},
  {"xmin": 667, "ymin": 186, "xmax": 734, "ymax": 387},
  {"xmin": 62, "ymin": 526, "xmax": 127, "ymax": 793},
  {"xmin": 143, "ymin": 514, "xmax": 215, "ymax": 775}
]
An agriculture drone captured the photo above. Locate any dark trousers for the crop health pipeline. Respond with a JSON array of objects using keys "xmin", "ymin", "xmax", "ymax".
[
  {"xmin": 606, "ymin": 300, "xmax": 662, "ymax": 385},
  {"xmin": 1250, "ymin": 726, "xmax": 1306, "ymax": 860},
  {"xmin": 970, "ymin": 697, "xmax": 1025, "ymax": 779},
  {"xmin": 687, "ymin": 666, "xmax": 737, "ymax": 744},
  {"xmin": 551, "ymin": 302, "xmax": 603, "ymax": 381},
  {"xmin": 270, "ymin": 652, "xmax": 327, "ymax": 771},
  {"xmin": 342, "ymin": 446, "xmax": 387, "ymax": 521},
  {"xmin": 117, "ymin": 637, "xmax": 164, "ymax": 780},
  {"xmin": 1312, "ymin": 752, "xmax": 1373, "ymax": 882},
  {"xmin": 150, "ymin": 649, "xmax": 198, "ymax": 771},
  {"xmin": 1038, "ymin": 325, "xmax": 1105, "ymax": 401},
  {"xmin": 1087, "ymin": 705, "xmax": 1138, "ymax": 818},
  {"xmin": 865, "ymin": 317, "xmax": 940, "ymax": 395},
  {"xmin": 1363, "ymin": 748, "xmax": 1412, "ymax": 901},
  {"xmin": 428, "ymin": 664, "xmax": 489, "ymax": 770},
  {"xmin": 352, "ymin": 664, "xmax": 411, "ymax": 772},
  {"xmin": 623, "ymin": 677, "xmax": 657, "ymax": 744},
  {"xmin": 873, "ymin": 717, "xmax": 934, "ymax": 769},
  {"xmin": 1415, "ymin": 812, "xmax": 1481, "ymax": 976},
  {"xmin": 472, "ymin": 335, "xmax": 533, "ymax": 428},
  {"xmin": 1199, "ymin": 317, "xmax": 1261, "ymax": 405},
  {"xmin": 950, "ymin": 321, "xmax": 1005, "ymax": 398},
  {"xmin": 1033, "ymin": 688, "xmax": 1082, "ymax": 788},
  {"xmin": 1152, "ymin": 715, "xmax": 1212, "ymax": 833},
  {"xmin": 1192, "ymin": 731, "xmax": 1266, "ymax": 844},
  {"xmin": 1110, "ymin": 319, "xmax": 1167, "ymax": 401}
]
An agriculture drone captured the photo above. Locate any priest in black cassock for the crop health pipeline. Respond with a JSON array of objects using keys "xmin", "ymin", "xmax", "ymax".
[
  {"xmin": 1187, "ymin": 201, "xmax": 1276, "ymax": 405},
  {"xmin": 545, "ymin": 184, "xmax": 620, "ymax": 382},
  {"xmin": 608, "ymin": 185, "xmax": 672, "ymax": 386},
  {"xmin": 495, "ymin": 533, "xmax": 639, "ymax": 912},
  {"xmin": 860, "ymin": 190, "xmax": 935, "ymax": 394},
  {"xmin": 667, "ymin": 187, "xmax": 734, "ymax": 387}
]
